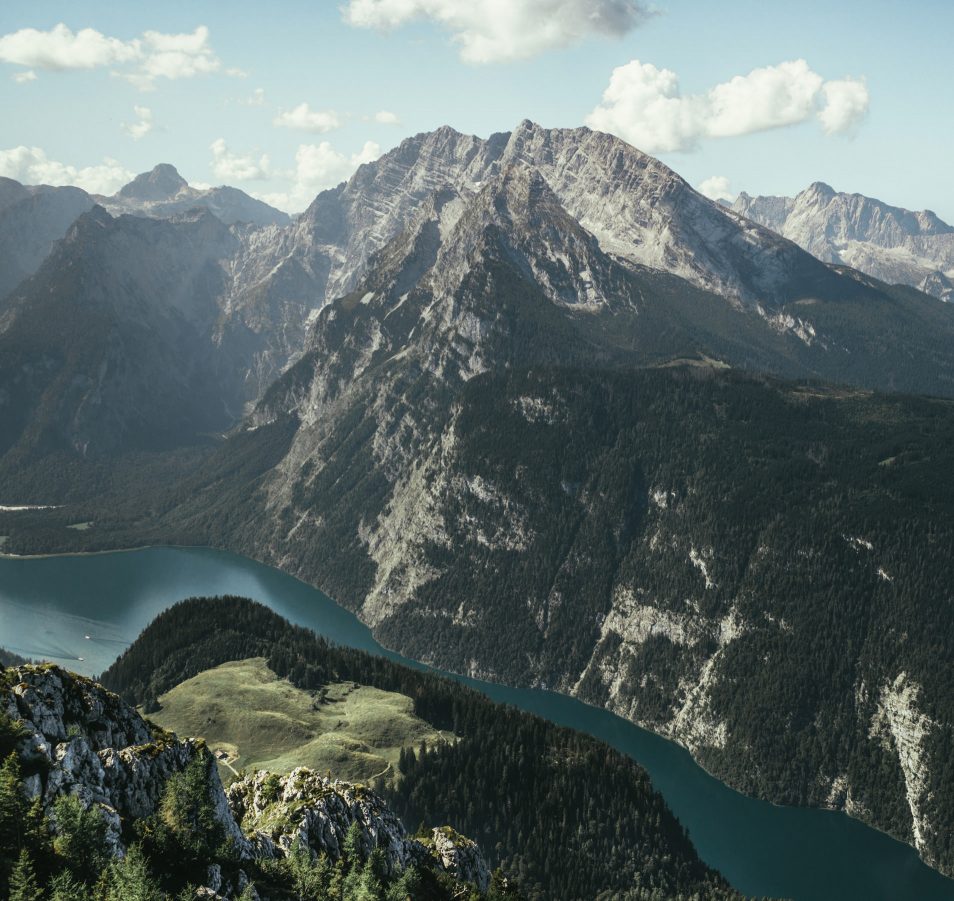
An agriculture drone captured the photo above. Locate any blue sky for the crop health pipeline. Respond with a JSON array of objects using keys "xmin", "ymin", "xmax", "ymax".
[{"xmin": 1, "ymin": 0, "xmax": 952, "ymax": 218}]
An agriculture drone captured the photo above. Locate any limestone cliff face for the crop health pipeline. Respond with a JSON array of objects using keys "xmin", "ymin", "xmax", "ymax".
[
  {"xmin": 1, "ymin": 664, "xmax": 243, "ymax": 855},
  {"xmin": 228, "ymin": 768, "xmax": 490, "ymax": 888},
  {"xmin": 2, "ymin": 665, "xmax": 492, "ymax": 896}
]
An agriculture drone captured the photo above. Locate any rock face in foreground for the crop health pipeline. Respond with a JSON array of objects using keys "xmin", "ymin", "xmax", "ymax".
[
  {"xmin": 1, "ymin": 664, "xmax": 244, "ymax": 854},
  {"xmin": 427, "ymin": 826, "xmax": 492, "ymax": 892},
  {"xmin": 1, "ymin": 665, "xmax": 491, "ymax": 895},
  {"xmin": 228, "ymin": 768, "xmax": 490, "ymax": 890}
]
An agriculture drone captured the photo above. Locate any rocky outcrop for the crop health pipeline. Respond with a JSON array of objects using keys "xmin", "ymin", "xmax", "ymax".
[
  {"xmin": 2, "ymin": 665, "xmax": 492, "ymax": 894},
  {"xmin": 428, "ymin": 826, "xmax": 491, "ymax": 892},
  {"xmin": 227, "ymin": 768, "xmax": 491, "ymax": 884},
  {"xmin": 869, "ymin": 673, "xmax": 937, "ymax": 862},
  {"xmin": 228, "ymin": 767, "xmax": 424, "ymax": 873},
  {"xmin": 1, "ymin": 664, "xmax": 242, "ymax": 855}
]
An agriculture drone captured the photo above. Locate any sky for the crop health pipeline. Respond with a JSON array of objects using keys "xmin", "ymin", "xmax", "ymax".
[{"xmin": 1, "ymin": 0, "xmax": 952, "ymax": 219}]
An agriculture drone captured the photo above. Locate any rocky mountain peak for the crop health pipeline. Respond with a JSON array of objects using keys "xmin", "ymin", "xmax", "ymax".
[
  {"xmin": 733, "ymin": 182, "xmax": 954, "ymax": 300},
  {"xmin": 477, "ymin": 162, "xmax": 564, "ymax": 228},
  {"xmin": 116, "ymin": 163, "xmax": 190, "ymax": 201},
  {"xmin": 804, "ymin": 181, "xmax": 837, "ymax": 200}
]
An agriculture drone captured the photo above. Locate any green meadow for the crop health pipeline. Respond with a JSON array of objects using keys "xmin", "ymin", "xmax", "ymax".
[{"xmin": 147, "ymin": 657, "xmax": 449, "ymax": 784}]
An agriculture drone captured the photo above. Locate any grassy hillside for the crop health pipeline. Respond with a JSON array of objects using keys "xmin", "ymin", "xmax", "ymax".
[{"xmin": 148, "ymin": 657, "xmax": 448, "ymax": 784}]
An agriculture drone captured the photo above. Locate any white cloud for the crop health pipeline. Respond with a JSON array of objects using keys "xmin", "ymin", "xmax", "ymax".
[
  {"xmin": 342, "ymin": 0, "xmax": 651, "ymax": 63},
  {"xmin": 0, "ymin": 23, "xmax": 224, "ymax": 91},
  {"xmin": 136, "ymin": 26, "xmax": 220, "ymax": 83},
  {"xmin": 705, "ymin": 60, "xmax": 823, "ymax": 137},
  {"xmin": 258, "ymin": 140, "xmax": 382, "ymax": 212},
  {"xmin": 374, "ymin": 109, "xmax": 401, "ymax": 125},
  {"xmin": 12, "ymin": 69, "xmax": 37, "ymax": 83},
  {"xmin": 243, "ymin": 87, "xmax": 266, "ymax": 107},
  {"xmin": 273, "ymin": 103, "xmax": 342, "ymax": 133},
  {"xmin": 121, "ymin": 105, "xmax": 153, "ymax": 140},
  {"xmin": 0, "ymin": 23, "xmax": 139, "ymax": 70},
  {"xmin": 210, "ymin": 138, "xmax": 270, "ymax": 181},
  {"xmin": 585, "ymin": 59, "xmax": 870, "ymax": 153},
  {"xmin": 818, "ymin": 77, "xmax": 869, "ymax": 135},
  {"xmin": 696, "ymin": 176, "xmax": 735, "ymax": 203},
  {"xmin": 0, "ymin": 145, "xmax": 132, "ymax": 194}
]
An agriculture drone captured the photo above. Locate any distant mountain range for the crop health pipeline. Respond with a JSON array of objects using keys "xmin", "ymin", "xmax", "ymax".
[
  {"xmin": 0, "ymin": 165, "xmax": 287, "ymax": 301},
  {"xmin": 95, "ymin": 162, "xmax": 290, "ymax": 227},
  {"xmin": 732, "ymin": 182, "xmax": 954, "ymax": 302}
]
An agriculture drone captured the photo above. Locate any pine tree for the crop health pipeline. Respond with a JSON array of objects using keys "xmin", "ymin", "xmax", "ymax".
[
  {"xmin": 8, "ymin": 849, "xmax": 42, "ymax": 901},
  {"xmin": 342, "ymin": 821, "xmax": 365, "ymax": 867},
  {"xmin": 106, "ymin": 844, "xmax": 164, "ymax": 901},
  {"xmin": 0, "ymin": 711, "xmax": 25, "ymax": 760},
  {"xmin": 52, "ymin": 794, "xmax": 110, "ymax": 884},
  {"xmin": 0, "ymin": 753, "xmax": 27, "ymax": 885},
  {"xmin": 49, "ymin": 870, "xmax": 87, "ymax": 901}
]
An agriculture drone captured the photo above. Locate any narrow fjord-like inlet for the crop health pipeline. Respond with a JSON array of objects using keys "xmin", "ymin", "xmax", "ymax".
[{"xmin": 1, "ymin": 546, "xmax": 952, "ymax": 901}]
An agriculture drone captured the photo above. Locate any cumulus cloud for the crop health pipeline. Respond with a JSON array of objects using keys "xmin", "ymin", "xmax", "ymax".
[
  {"xmin": 243, "ymin": 87, "xmax": 266, "ymax": 107},
  {"xmin": 585, "ymin": 59, "xmax": 870, "ymax": 152},
  {"xmin": 12, "ymin": 69, "xmax": 37, "ymax": 83},
  {"xmin": 0, "ymin": 23, "xmax": 226, "ymax": 90},
  {"xmin": 374, "ymin": 109, "xmax": 401, "ymax": 125},
  {"xmin": 134, "ymin": 26, "xmax": 220, "ymax": 84},
  {"xmin": 696, "ymin": 176, "xmax": 735, "ymax": 203},
  {"xmin": 259, "ymin": 140, "xmax": 382, "ymax": 212},
  {"xmin": 0, "ymin": 145, "xmax": 132, "ymax": 194},
  {"xmin": 818, "ymin": 78, "xmax": 869, "ymax": 135},
  {"xmin": 342, "ymin": 0, "xmax": 651, "ymax": 63},
  {"xmin": 273, "ymin": 103, "xmax": 342, "ymax": 133},
  {"xmin": 209, "ymin": 138, "xmax": 270, "ymax": 181},
  {"xmin": 0, "ymin": 23, "xmax": 140, "ymax": 70},
  {"xmin": 121, "ymin": 105, "xmax": 153, "ymax": 140}
]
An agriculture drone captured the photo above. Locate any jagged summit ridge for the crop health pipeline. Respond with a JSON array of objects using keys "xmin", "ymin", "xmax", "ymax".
[
  {"xmin": 293, "ymin": 119, "xmax": 835, "ymax": 311},
  {"xmin": 733, "ymin": 183, "xmax": 954, "ymax": 300}
]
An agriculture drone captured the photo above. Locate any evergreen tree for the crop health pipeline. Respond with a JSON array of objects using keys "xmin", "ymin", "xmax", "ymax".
[
  {"xmin": 8, "ymin": 849, "xmax": 41, "ymax": 901},
  {"xmin": 286, "ymin": 837, "xmax": 330, "ymax": 900},
  {"xmin": 51, "ymin": 794, "xmax": 110, "ymax": 885},
  {"xmin": 0, "ymin": 753, "xmax": 27, "ymax": 887},
  {"xmin": 0, "ymin": 710, "xmax": 25, "ymax": 760},
  {"xmin": 342, "ymin": 821, "xmax": 365, "ymax": 867},
  {"xmin": 49, "ymin": 871, "xmax": 87, "ymax": 901},
  {"xmin": 159, "ymin": 755, "xmax": 224, "ymax": 862},
  {"xmin": 106, "ymin": 844, "xmax": 165, "ymax": 901}
]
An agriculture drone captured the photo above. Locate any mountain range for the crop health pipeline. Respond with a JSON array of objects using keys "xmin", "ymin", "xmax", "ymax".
[
  {"xmin": 4, "ymin": 121, "xmax": 954, "ymax": 466},
  {"xmin": 732, "ymin": 182, "xmax": 954, "ymax": 302},
  {"xmin": 0, "ymin": 165, "xmax": 287, "ymax": 303},
  {"xmin": 3, "ymin": 120, "xmax": 954, "ymax": 883}
]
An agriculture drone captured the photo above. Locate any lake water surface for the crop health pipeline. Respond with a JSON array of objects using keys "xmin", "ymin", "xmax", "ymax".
[{"xmin": 1, "ymin": 546, "xmax": 952, "ymax": 901}]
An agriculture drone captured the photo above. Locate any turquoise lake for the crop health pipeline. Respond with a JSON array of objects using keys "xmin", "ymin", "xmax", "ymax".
[{"xmin": 0, "ymin": 545, "xmax": 952, "ymax": 901}]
